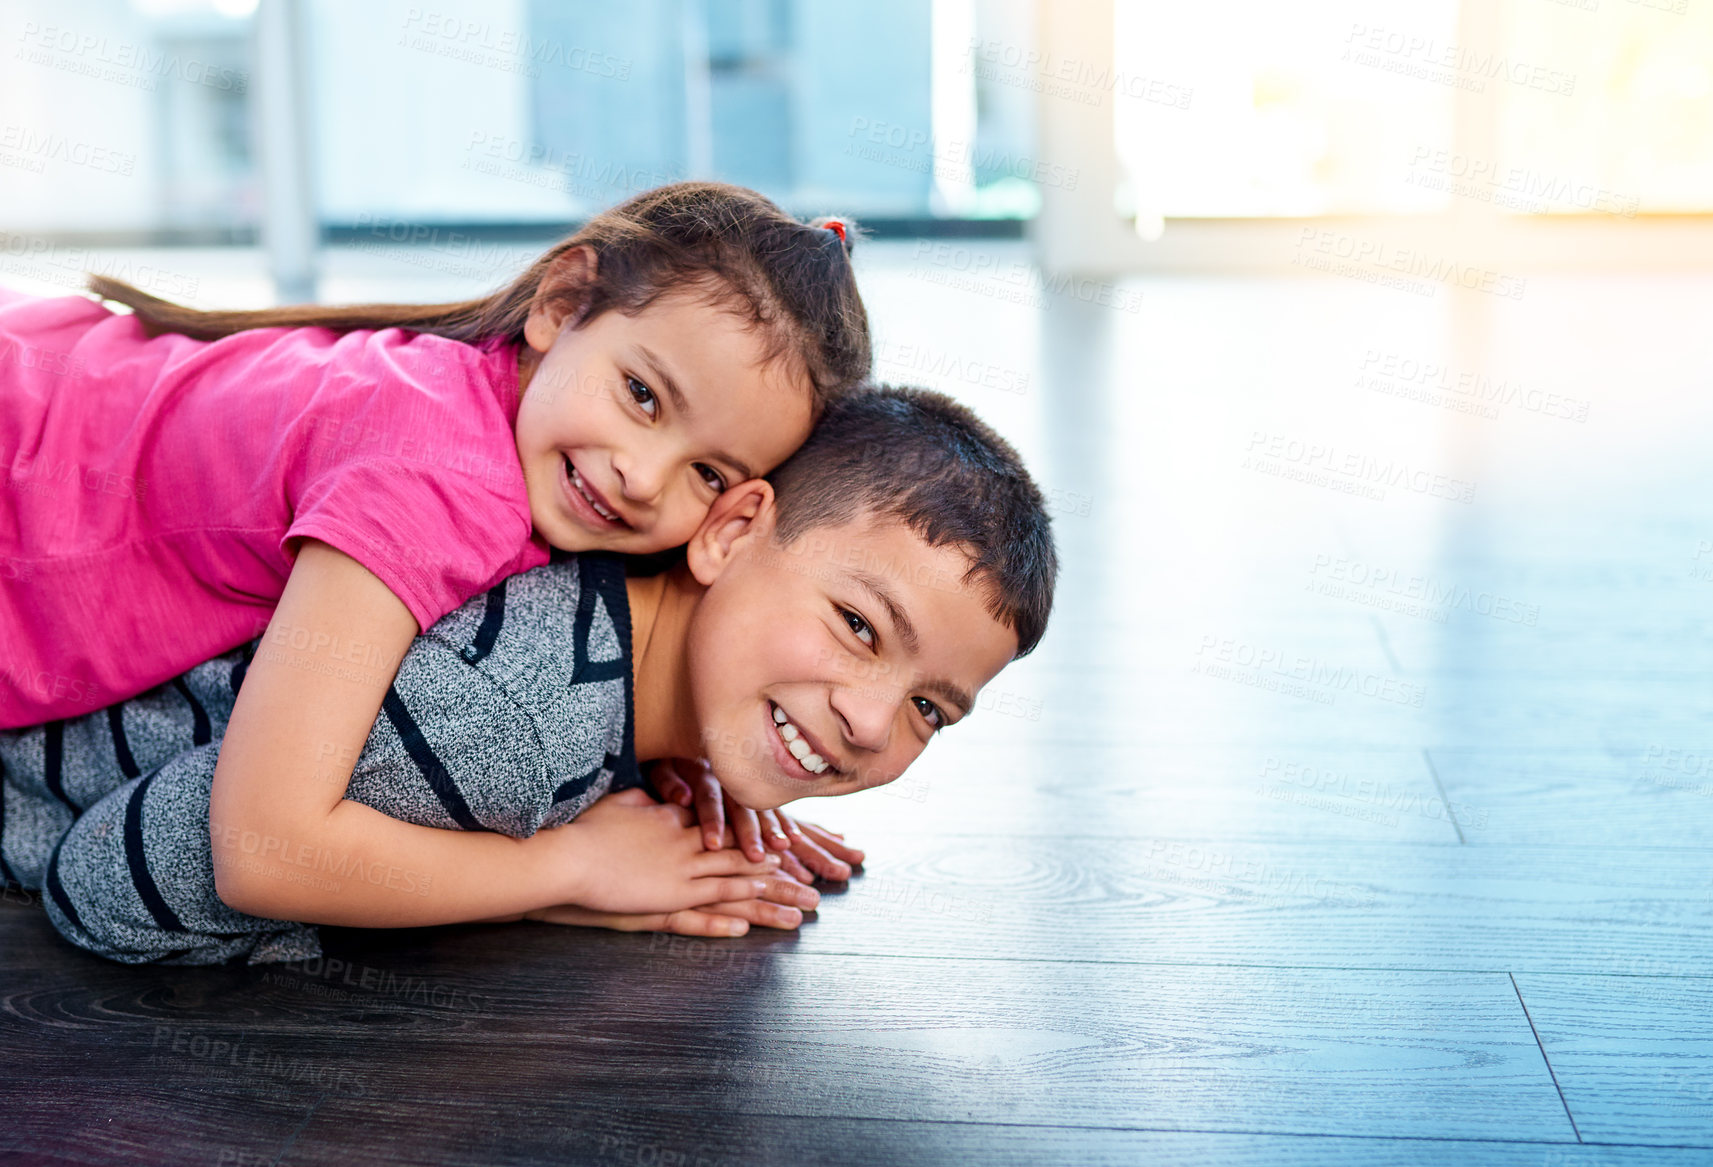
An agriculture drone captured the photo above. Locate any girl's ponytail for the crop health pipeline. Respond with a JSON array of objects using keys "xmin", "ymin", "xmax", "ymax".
[{"xmin": 90, "ymin": 181, "xmax": 871, "ymax": 410}]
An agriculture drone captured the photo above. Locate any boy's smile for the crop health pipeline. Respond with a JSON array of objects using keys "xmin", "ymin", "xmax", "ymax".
[
  {"xmin": 627, "ymin": 487, "xmax": 1020, "ymax": 811},
  {"xmin": 767, "ymin": 699, "xmax": 840, "ymax": 777}
]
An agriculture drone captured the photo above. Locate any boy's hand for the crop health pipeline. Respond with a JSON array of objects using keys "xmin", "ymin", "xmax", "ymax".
[
  {"xmin": 549, "ymin": 789, "xmax": 787, "ymax": 914},
  {"xmin": 648, "ymin": 758, "xmax": 866, "ymax": 882}
]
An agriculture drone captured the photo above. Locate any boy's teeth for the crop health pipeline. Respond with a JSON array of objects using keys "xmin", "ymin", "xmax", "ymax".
[{"xmin": 772, "ymin": 703, "xmax": 830, "ymax": 774}]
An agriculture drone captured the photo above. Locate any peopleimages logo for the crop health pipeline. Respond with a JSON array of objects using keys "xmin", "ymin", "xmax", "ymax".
[
  {"xmin": 1342, "ymin": 23, "xmax": 1577, "ymax": 96},
  {"xmin": 1243, "ymin": 430, "xmax": 1478, "ymax": 505},
  {"xmin": 15, "ymin": 22, "xmax": 247, "ymax": 92},
  {"xmin": 1294, "ymin": 228, "xmax": 1527, "ymax": 300}
]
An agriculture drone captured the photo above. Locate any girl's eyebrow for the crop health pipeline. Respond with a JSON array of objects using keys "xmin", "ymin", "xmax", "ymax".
[
  {"xmin": 633, "ymin": 344, "xmax": 691, "ymax": 415},
  {"xmin": 633, "ymin": 344, "xmax": 755, "ymax": 479}
]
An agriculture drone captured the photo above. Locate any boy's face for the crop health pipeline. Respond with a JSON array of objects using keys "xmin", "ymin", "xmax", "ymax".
[{"xmin": 686, "ymin": 509, "xmax": 1019, "ymax": 810}]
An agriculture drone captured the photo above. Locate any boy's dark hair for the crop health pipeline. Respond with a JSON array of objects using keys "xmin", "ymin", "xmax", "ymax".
[
  {"xmin": 768, "ymin": 385, "xmax": 1057, "ymax": 657},
  {"xmin": 88, "ymin": 181, "xmax": 870, "ymax": 410}
]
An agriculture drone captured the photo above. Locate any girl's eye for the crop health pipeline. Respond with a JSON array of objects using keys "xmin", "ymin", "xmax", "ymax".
[
  {"xmin": 913, "ymin": 695, "xmax": 946, "ymax": 731},
  {"xmin": 695, "ymin": 463, "xmax": 727, "ymax": 493},
  {"xmin": 627, "ymin": 377, "xmax": 658, "ymax": 418},
  {"xmin": 840, "ymin": 608, "xmax": 874, "ymax": 647}
]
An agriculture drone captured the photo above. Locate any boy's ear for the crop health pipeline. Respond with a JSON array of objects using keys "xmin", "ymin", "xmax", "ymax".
[
  {"xmin": 686, "ymin": 479, "xmax": 776, "ymax": 585},
  {"xmin": 523, "ymin": 245, "xmax": 597, "ymax": 353}
]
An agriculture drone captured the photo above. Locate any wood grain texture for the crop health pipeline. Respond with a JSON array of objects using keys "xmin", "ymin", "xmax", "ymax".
[
  {"xmin": 1425, "ymin": 750, "xmax": 1713, "ymax": 847},
  {"xmin": 826, "ymin": 743, "xmax": 1461, "ymax": 844},
  {"xmin": 1513, "ymin": 975, "xmax": 1713, "ymax": 1147},
  {"xmin": 773, "ymin": 835, "xmax": 1713, "ymax": 978},
  {"xmin": 275, "ymin": 1104, "xmax": 1713, "ymax": 1167},
  {"xmin": 0, "ymin": 907, "xmax": 1568, "ymax": 1141}
]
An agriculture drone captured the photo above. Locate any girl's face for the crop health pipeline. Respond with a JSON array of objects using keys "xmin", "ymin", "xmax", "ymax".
[{"xmin": 515, "ymin": 291, "xmax": 815, "ymax": 554}]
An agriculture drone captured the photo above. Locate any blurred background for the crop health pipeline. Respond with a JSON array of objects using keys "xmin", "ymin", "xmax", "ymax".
[{"xmin": 5, "ymin": 0, "xmax": 1710, "ymax": 266}]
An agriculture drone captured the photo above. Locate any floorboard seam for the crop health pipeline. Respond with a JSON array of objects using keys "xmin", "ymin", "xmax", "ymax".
[
  {"xmin": 1420, "ymin": 748, "xmax": 1465, "ymax": 844},
  {"xmin": 267, "ymin": 1093, "xmax": 325, "ymax": 1167},
  {"xmin": 652, "ymin": 1110, "xmax": 1711, "ymax": 1150},
  {"xmin": 751, "ymin": 950, "xmax": 1713, "ymax": 978},
  {"xmin": 817, "ymin": 830, "xmax": 1713, "ymax": 851},
  {"xmin": 1510, "ymin": 971, "xmax": 1583, "ymax": 1143}
]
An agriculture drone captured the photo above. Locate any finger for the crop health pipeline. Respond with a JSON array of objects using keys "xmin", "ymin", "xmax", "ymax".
[
  {"xmin": 541, "ymin": 905, "xmax": 753, "ymax": 937},
  {"xmin": 604, "ymin": 787, "xmax": 658, "ymax": 808},
  {"xmin": 798, "ymin": 820, "xmax": 865, "ymax": 865},
  {"xmin": 778, "ymin": 850, "xmax": 815, "ymax": 884},
  {"xmin": 729, "ymin": 802, "xmax": 765, "ymax": 862},
  {"xmin": 691, "ymin": 848, "xmax": 783, "ymax": 878},
  {"xmin": 758, "ymin": 809, "xmax": 792, "ymax": 852},
  {"xmin": 701, "ymin": 898, "xmax": 803, "ymax": 931},
  {"xmin": 648, "ymin": 761, "xmax": 691, "ymax": 807},
  {"xmin": 755, "ymin": 873, "xmax": 820, "ymax": 911},
  {"xmin": 777, "ymin": 812, "xmax": 807, "ymax": 847},
  {"xmin": 659, "ymin": 908, "xmax": 751, "ymax": 937},
  {"xmin": 690, "ymin": 766, "xmax": 725, "ymax": 850},
  {"xmin": 695, "ymin": 875, "xmax": 785, "ymax": 905},
  {"xmin": 791, "ymin": 834, "xmax": 852, "ymax": 882},
  {"xmin": 526, "ymin": 904, "xmax": 656, "ymax": 930}
]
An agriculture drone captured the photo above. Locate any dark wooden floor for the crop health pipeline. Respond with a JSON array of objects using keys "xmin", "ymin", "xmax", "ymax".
[{"xmin": 5, "ymin": 252, "xmax": 1711, "ymax": 1165}]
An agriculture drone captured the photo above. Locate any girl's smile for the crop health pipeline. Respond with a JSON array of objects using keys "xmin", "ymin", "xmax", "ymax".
[{"xmin": 560, "ymin": 454, "xmax": 630, "ymax": 531}]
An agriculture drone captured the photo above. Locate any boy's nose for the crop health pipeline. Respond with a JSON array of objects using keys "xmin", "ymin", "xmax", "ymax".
[{"xmin": 828, "ymin": 685, "xmax": 894, "ymax": 754}]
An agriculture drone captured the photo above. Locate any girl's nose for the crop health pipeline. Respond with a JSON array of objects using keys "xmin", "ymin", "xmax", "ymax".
[{"xmin": 612, "ymin": 451, "xmax": 669, "ymax": 504}]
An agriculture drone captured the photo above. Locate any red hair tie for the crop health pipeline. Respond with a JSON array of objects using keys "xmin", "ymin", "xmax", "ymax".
[{"xmin": 824, "ymin": 219, "xmax": 847, "ymax": 244}]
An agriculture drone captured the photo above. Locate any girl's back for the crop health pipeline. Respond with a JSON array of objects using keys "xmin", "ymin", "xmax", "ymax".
[{"xmin": 1, "ymin": 290, "xmax": 540, "ymax": 728}]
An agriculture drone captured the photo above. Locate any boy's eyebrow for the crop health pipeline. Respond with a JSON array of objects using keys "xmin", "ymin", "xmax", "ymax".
[
  {"xmin": 922, "ymin": 678, "xmax": 975, "ymax": 719},
  {"xmin": 849, "ymin": 569, "xmax": 975, "ymax": 716},
  {"xmin": 634, "ymin": 344, "xmax": 755, "ymax": 480}
]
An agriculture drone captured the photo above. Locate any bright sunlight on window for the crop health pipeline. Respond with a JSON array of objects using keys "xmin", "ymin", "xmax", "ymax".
[{"xmin": 1113, "ymin": 0, "xmax": 1711, "ymax": 219}]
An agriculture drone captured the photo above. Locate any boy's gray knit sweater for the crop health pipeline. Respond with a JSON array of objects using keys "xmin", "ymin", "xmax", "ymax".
[{"xmin": 0, "ymin": 553, "xmax": 639, "ymax": 965}]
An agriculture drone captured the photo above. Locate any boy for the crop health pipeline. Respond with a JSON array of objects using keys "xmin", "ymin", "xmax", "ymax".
[{"xmin": 0, "ymin": 386, "xmax": 1056, "ymax": 964}]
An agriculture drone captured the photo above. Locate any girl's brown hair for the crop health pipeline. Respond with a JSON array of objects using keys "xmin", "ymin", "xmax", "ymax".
[{"xmin": 87, "ymin": 181, "xmax": 870, "ymax": 409}]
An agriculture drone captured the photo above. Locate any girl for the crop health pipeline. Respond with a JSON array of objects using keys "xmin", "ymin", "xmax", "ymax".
[
  {"xmin": 2, "ymin": 182, "xmax": 869, "ymax": 922},
  {"xmin": 2, "ymin": 181, "xmax": 868, "ymax": 730}
]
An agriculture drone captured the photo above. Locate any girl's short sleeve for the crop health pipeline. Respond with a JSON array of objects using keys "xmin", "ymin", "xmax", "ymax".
[{"xmin": 284, "ymin": 453, "xmax": 538, "ymax": 633}]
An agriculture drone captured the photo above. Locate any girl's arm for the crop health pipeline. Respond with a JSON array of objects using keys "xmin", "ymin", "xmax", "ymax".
[{"xmin": 209, "ymin": 540, "xmax": 774, "ymax": 928}]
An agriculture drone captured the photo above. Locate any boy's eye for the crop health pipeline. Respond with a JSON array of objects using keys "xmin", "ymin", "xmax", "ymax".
[
  {"xmin": 840, "ymin": 607, "xmax": 874, "ymax": 647},
  {"xmin": 695, "ymin": 463, "xmax": 727, "ymax": 493},
  {"xmin": 913, "ymin": 695, "xmax": 946, "ymax": 730},
  {"xmin": 627, "ymin": 377, "xmax": 658, "ymax": 418}
]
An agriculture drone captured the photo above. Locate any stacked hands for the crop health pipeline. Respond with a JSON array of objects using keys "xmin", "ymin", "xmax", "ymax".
[{"xmin": 514, "ymin": 758, "xmax": 865, "ymax": 939}]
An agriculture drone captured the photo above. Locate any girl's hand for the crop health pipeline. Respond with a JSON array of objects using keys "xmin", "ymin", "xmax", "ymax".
[
  {"xmin": 520, "ymin": 876, "xmax": 814, "ymax": 937},
  {"xmin": 549, "ymin": 789, "xmax": 793, "ymax": 915},
  {"xmin": 647, "ymin": 758, "xmax": 866, "ymax": 883}
]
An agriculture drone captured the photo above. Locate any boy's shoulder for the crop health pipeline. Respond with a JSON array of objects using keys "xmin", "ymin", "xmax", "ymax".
[
  {"xmin": 416, "ymin": 551, "xmax": 633, "ymax": 687},
  {"xmin": 354, "ymin": 548, "xmax": 641, "ymax": 832}
]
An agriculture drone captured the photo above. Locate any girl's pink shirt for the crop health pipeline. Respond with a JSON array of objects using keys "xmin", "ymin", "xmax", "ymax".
[{"xmin": 0, "ymin": 289, "xmax": 549, "ymax": 729}]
